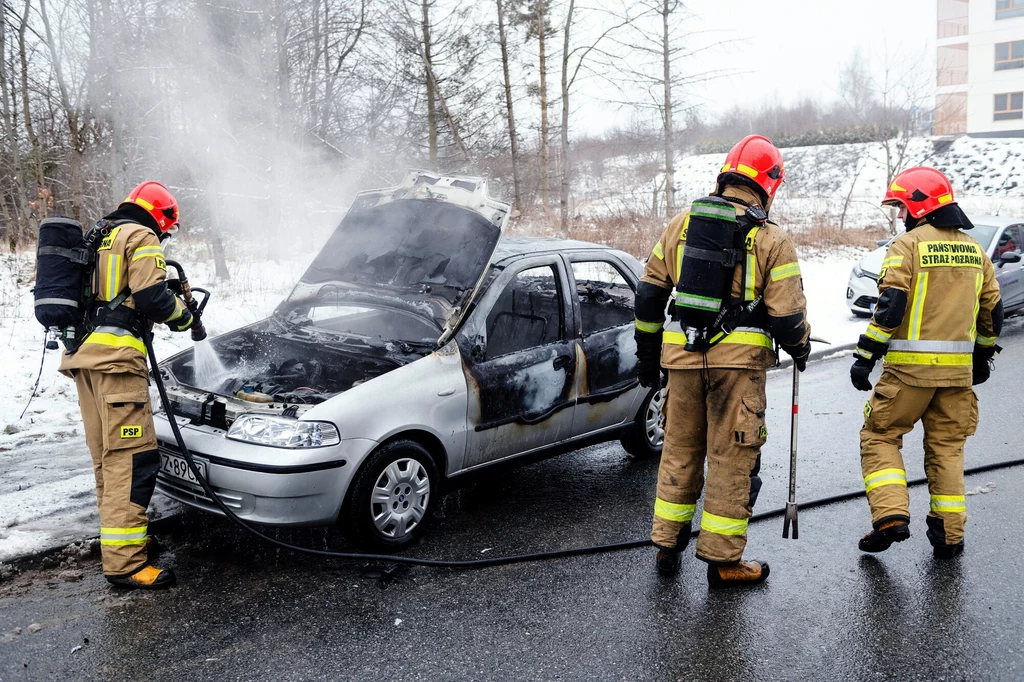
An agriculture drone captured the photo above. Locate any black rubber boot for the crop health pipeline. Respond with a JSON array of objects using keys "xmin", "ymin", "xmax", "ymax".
[
  {"xmin": 933, "ymin": 542, "xmax": 964, "ymax": 560},
  {"xmin": 654, "ymin": 522, "xmax": 691, "ymax": 576},
  {"xmin": 858, "ymin": 519, "xmax": 910, "ymax": 553},
  {"xmin": 106, "ymin": 565, "xmax": 177, "ymax": 590},
  {"xmin": 707, "ymin": 560, "xmax": 770, "ymax": 589},
  {"xmin": 656, "ymin": 548, "xmax": 680, "ymax": 576}
]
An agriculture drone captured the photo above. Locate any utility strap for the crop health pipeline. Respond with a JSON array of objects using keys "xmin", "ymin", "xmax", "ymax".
[
  {"xmin": 684, "ymin": 246, "xmax": 744, "ymax": 266},
  {"xmin": 36, "ymin": 246, "xmax": 92, "ymax": 265}
]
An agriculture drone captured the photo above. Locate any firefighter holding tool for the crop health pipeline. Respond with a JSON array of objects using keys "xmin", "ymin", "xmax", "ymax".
[
  {"xmin": 634, "ymin": 135, "xmax": 811, "ymax": 588},
  {"xmin": 58, "ymin": 181, "xmax": 198, "ymax": 589},
  {"xmin": 852, "ymin": 167, "xmax": 1002, "ymax": 559}
]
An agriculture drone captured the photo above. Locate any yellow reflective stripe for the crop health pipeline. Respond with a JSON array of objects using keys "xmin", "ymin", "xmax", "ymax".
[
  {"xmin": 720, "ymin": 331, "xmax": 773, "ymax": 349},
  {"xmin": 101, "ymin": 538, "xmax": 148, "ymax": 546},
  {"xmin": 976, "ymin": 334, "xmax": 997, "ymax": 347},
  {"xmin": 930, "ymin": 494, "xmax": 966, "ymax": 513},
  {"xmin": 655, "ymin": 498, "xmax": 696, "ymax": 523},
  {"xmin": 105, "ymin": 253, "xmax": 122, "ymax": 301},
  {"xmin": 635, "ymin": 318, "xmax": 663, "ymax": 334},
  {"xmin": 82, "ymin": 331, "xmax": 146, "ymax": 354},
  {"xmin": 855, "ymin": 346, "xmax": 874, "ymax": 360},
  {"xmin": 884, "ymin": 351, "xmax": 972, "ymax": 366},
  {"xmin": 663, "ymin": 330, "xmax": 773, "ymax": 348},
  {"xmin": 865, "ymin": 324, "xmax": 891, "ymax": 344},
  {"xmin": 937, "ymin": 193, "xmax": 953, "ymax": 205},
  {"xmin": 770, "ymin": 262, "xmax": 801, "ymax": 282},
  {"xmin": 163, "ymin": 297, "xmax": 185, "ymax": 324},
  {"xmin": 908, "ymin": 272, "xmax": 928, "ymax": 340},
  {"xmin": 881, "ymin": 256, "xmax": 904, "ymax": 268},
  {"xmin": 700, "ymin": 511, "xmax": 748, "ymax": 536},
  {"xmin": 100, "ymin": 525, "xmax": 147, "ymax": 535},
  {"xmin": 744, "ymin": 227, "xmax": 759, "ymax": 301},
  {"xmin": 864, "ymin": 468, "xmax": 907, "ymax": 493},
  {"xmin": 890, "ymin": 181, "xmax": 907, "ymax": 192},
  {"xmin": 675, "ymin": 215, "xmax": 689, "ymax": 280},
  {"xmin": 133, "ymin": 196, "xmax": 155, "ymax": 211},
  {"xmin": 652, "ymin": 242, "xmax": 664, "ymax": 260},
  {"xmin": 970, "ymin": 271, "xmax": 983, "ymax": 342},
  {"xmin": 132, "ymin": 246, "xmax": 164, "ymax": 261},
  {"xmin": 736, "ymin": 163, "xmax": 759, "ymax": 178}
]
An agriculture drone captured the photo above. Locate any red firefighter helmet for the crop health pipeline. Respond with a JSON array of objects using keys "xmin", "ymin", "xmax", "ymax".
[
  {"xmin": 717, "ymin": 135, "xmax": 786, "ymax": 202},
  {"xmin": 123, "ymin": 181, "xmax": 179, "ymax": 233},
  {"xmin": 882, "ymin": 167, "xmax": 956, "ymax": 220}
]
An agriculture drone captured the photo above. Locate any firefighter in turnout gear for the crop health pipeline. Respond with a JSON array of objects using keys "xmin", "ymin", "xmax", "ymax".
[
  {"xmin": 634, "ymin": 135, "xmax": 811, "ymax": 587},
  {"xmin": 852, "ymin": 167, "xmax": 1002, "ymax": 559},
  {"xmin": 60, "ymin": 181, "xmax": 194, "ymax": 589}
]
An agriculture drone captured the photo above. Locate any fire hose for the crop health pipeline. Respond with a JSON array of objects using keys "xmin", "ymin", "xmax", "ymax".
[{"xmin": 147, "ymin": 268, "xmax": 1024, "ymax": 569}]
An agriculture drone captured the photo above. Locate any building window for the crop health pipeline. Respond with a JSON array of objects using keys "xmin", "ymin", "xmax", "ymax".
[
  {"xmin": 996, "ymin": 41, "xmax": 1024, "ymax": 70},
  {"xmin": 938, "ymin": 44, "xmax": 969, "ymax": 85},
  {"xmin": 936, "ymin": 92, "xmax": 968, "ymax": 134},
  {"xmin": 997, "ymin": 0, "xmax": 1024, "ymax": 19},
  {"xmin": 939, "ymin": 0, "xmax": 969, "ymax": 37},
  {"xmin": 995, "ymin": 92, "xmax": 1024, "ymax": 120}
]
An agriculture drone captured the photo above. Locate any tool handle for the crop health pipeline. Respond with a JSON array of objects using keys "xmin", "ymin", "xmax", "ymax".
[{"xmin": 788, "ymin": 362, "xmax": 799, "ymax": 502}]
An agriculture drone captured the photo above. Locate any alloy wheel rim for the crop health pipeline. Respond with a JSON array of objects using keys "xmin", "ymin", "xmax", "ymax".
[
  {"xmin": 371, "ymin": 457, "xmax": 431, "ymax": 539},
  {"xmin": 645, "ymin": 390, "xmax": 665, "ymax": 448}
]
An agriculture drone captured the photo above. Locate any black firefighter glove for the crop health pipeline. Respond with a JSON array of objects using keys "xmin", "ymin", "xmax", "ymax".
[
  {"xmin": 850, "ymin": 356, "xmax": 875, "ymax": 392},
  {"xmin": 972, "ymin": 344, "xmax": 1001, "ymax": 385},
  {"xmin": 635, "ymin": 330, "xmax": 664, "ymax": 389},
  {"xmin": 783, "ymin": 340, "xmax": 812, "ymax": 372}
]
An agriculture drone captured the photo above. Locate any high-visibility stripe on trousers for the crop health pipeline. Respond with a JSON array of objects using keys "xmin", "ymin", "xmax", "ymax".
[
  {"xmin": 100, "ymin": 525, "xmax": 148, "ymax": 546},
  {"xmin": 860, "ymin": 369, "xmax": 976, "ymax": 545},
  {"xmin": 652, "ymin": 367, "xmax": 766, "ymax": 564}
]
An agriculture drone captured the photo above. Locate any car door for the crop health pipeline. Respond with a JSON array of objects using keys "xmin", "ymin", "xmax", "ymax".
[
  {"xmin": 456, "ymin": 257, "xmax": 578, "ymax": 469},
  {"xmin": 566, "ymin": 255, "xmax": 643, "ymax": 436},
  {"xmin": 993, "ymin": 225, "xmax": 1024, "ymax": 311}
]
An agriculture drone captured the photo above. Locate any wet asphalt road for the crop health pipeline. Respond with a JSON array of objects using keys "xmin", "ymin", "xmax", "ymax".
[{"xmin": 2, "ymin": 324, "xmax": 1023, "ymax": 681}]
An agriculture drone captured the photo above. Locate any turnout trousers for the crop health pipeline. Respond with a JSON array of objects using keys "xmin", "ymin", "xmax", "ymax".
[
  {"xmin": 651, "ymin": 368, "xmax": 767, "ymax": 564},
  {"xmin": 73, "ymin": 369, "xmax": 160, "ymax": 576},
  {"xmin": 860, "ymin": 369, "xmax": 978, "ymax": 547}
]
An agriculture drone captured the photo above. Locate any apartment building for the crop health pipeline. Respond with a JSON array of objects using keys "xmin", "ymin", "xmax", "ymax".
[{"xmin": 936, "ymin": 0, "xmax": 1024, "ymax": 136}]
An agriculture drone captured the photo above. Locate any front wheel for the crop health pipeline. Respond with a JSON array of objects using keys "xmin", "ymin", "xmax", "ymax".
[
  {"xmin": 341, "ymin": 439, "xmax": 438, "ymax": 551},
  {"xmin": 620, "ymin": 388, "xmax": 664, "ymax": 458}
]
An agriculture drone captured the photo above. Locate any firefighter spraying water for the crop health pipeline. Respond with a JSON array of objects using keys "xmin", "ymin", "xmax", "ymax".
[{"xmin": 33, "ymin": 181, "xmax": 206, "ymax": 590}]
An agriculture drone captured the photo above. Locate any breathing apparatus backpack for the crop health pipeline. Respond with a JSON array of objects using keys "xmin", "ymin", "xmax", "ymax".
[
  {"xmin": 33, "ymin": 217, "xmax": 138, "ymax": 352},
  {"xmin": 672, "ymin": 196, "xmax": 767, "ymax": 352}
]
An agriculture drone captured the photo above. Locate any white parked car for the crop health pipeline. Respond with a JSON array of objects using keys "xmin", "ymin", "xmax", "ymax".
[{"xmin": 846, "ymin": 215, "xmax": 1024, "ymax": 317}]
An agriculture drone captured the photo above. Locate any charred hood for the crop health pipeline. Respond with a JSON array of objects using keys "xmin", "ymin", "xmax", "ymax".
[{"xmin": 292, "ymin": 198, "xmax": 502, "ymax": 330}]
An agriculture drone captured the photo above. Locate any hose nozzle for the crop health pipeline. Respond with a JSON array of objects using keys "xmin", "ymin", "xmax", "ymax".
[{"xmin": 164, "ymin": 259, "xmax": 210, "ymax": 342}]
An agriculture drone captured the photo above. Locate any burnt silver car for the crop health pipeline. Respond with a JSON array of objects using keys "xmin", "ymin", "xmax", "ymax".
[{"xmin": 153, "ymin": 172, "xmax": 662, "ymax": 549}]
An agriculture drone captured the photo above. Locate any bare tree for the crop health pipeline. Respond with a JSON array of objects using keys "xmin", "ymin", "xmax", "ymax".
[{"xmin": 496, "ymin": 0, "xmax": 522, "ymax": 213}]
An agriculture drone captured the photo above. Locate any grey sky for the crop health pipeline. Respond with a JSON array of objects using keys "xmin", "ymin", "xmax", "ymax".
[{"xmin": 582, "ymin": 0, "xmax": 937, "ymax": 131}]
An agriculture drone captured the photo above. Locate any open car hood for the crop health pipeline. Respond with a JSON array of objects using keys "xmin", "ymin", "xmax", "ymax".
[{"xmin": 286, "ymin": 172, "xmax": 511, "ymax": 343}]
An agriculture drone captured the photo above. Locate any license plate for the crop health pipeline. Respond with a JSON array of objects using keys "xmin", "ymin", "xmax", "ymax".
[{"xmin": 160, "ymin": 452, "xmax": 207, "ymax": 486}]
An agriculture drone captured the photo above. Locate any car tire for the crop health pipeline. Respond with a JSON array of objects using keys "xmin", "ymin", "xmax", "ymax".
[
  {"xmin": 620, "ymin": 388, "xmax": 664, "ymax": 459},
  {"xmin": 341, "ymin": 439, "xmax": 438, "ymax": 552}
]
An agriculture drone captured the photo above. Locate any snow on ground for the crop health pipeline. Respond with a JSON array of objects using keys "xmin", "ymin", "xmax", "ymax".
[
  {"xmin": 584, "ymin": 136, "xmax": 1024, "ymax": 230},
  {"xmin": 0, "ymin": 243, "xmax": 312, "ymax": 562},
  {"xmin": 0, "ymin": 237, "xmax": 867, "ymax": 562}
]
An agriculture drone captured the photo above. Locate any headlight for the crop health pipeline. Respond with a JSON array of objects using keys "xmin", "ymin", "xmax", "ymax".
[
  {"xmin": 852, "ymin": 264, "xmax": 864, "ymax": 279},
  {"xmin": 226, "ymin": 415, "xmax": 340, "ymax": 448}
]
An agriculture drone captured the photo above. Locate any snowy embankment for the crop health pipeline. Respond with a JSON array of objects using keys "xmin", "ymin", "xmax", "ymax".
[
  {"xmin": 0, "ymin": 240, "xmax": 867, "ymax": 562},
  {"xmin": 586, "ymin": 136, "xmax": 1024, "ymax": 230}
]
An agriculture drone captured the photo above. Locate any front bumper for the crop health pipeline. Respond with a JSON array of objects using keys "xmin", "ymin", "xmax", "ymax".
[
  {"xmin": 153, "ymin": 414, "xmax": 378, "ymax": 526},
  {"xmin": 846, "ymin": 271, "xmax": 878, "ymax": 316}
]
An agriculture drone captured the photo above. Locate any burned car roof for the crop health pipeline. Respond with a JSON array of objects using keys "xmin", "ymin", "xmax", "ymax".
[{"xmin": 491, "ymin": 236, "xmax": 623, "ymax": 266}]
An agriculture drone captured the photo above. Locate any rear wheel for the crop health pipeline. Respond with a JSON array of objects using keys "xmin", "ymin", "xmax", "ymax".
[
  {"xmin": 341, "ymin": 439, "xmax": 438, "ymax": 551},
  {"xmin": 620, "ymin": 388, "xmax": 664, "ymax": 458}
]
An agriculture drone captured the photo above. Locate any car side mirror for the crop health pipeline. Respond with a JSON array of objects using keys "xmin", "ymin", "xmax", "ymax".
[{"xmin": 998, "ymin": 251, "xmax": 1022, "ymax": 266}]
